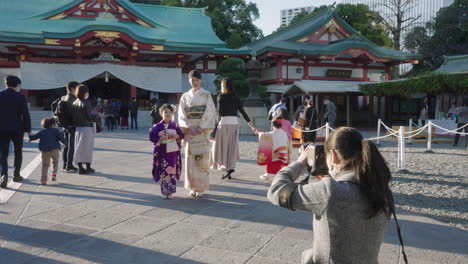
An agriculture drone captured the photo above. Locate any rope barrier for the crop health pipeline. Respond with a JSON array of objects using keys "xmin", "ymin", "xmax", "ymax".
[
  {"xmin": 291, "ymin": 124, "xmax": 327, "ymax": 133},
  {"xmin": 403, "ymin": 126, "xmax": 430, "ymax": 139},
  {"xmin": 431, "ymin": 123, "xmax": 468, "ymax": 135}
]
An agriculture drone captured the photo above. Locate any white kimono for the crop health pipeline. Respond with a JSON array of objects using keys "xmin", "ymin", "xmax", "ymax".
[{"xmin": 178, "ymin": 88, "xmax": 216, "ymax": 192}]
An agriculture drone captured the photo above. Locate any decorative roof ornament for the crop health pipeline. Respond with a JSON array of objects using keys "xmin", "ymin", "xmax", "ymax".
[{"xmin": 93, "ymin": 52, "xmax": 120, "ymax": 61}]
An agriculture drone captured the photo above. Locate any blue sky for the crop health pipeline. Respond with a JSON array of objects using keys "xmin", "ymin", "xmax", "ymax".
[{"xmin": 248, "ymin": 0, "xmax": 338, "ymax": 36}]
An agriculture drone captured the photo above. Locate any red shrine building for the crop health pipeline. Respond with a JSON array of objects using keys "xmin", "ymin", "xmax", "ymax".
[
  {"xmin": 240, "ymin": 9, "xmax": 420, "ymax": 126},
  {"xmin": 0, "ymin": 1, "xmax": 419, "ymax": 127},
  {"xmin": 0, "ymin": 0, "xmax": 245, "ymax": 110}
]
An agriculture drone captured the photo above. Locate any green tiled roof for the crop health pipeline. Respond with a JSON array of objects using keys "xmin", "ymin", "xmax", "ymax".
[
  {"xmin": 0, "ymin": 0, "xmax": 226, "ymax": 49},
  {"xmin": 241, "ymin": 9, "xmax": 419, "ymax": 61},
  {"xmin": 436, "ymin": 55, "xmax": 468, "ymax": 74}
]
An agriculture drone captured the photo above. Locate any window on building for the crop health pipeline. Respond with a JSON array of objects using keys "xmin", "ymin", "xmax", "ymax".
[
  {"xmin": 282, "ymin": 10, "xmax": 286, "ymax": 16},
  {"xmin": 288, "ymin": 10, "xmax": 292, "ymax": 15}
]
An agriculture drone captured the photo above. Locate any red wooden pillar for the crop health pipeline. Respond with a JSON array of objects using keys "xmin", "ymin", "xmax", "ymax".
[
  {"xmin": 385, "ymin": 64, "xmax": 391, "ymax": 80},
  {"xmin": 276, "ymin": 57, "xmax": 283, "ymax": 82},
  {"xmin": 363, "ymin": 64, "xmax": 368, "ymax": 81},
  {"xmin": 129, "ymin": 85, "xmax": 137, "ymax": 100},
  {"xmin": 302, "ymin": 58, "xmax": 308, "ymax": 79}
]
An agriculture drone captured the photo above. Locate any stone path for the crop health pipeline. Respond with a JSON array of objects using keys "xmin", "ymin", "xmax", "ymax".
[{"xmin": 0, "ymin": 129, "xmax": 467, "ymax": 264}]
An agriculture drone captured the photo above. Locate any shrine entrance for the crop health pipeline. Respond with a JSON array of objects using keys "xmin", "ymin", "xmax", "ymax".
[{"xmin": 83, "ymin": 72, "xmax": 130, "ymax": 102}]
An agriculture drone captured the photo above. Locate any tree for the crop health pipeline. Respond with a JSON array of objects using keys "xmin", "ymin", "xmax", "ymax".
[
  {"xmin": 217, "ymin": 58, "xmax": 249, "ymax": 97},
  {"xmin": 405, "ymin": 0, "xmax": 468, "ymax": 75},
  {"xmin": 336, "ymin": 4, "xmax": 392, "ymax": 47},
  {"xmin": 130, "ymin": 0, "xmax": 263, "ymax": 48},
  {"xmin": 403, "ymin": 26, "xmax": 429, "ymax": 53},
  {"xmin": 275, "ymin": 4, "xmax": 392, "ymax": 48},
  {"xmin": 374, "ymin": 0, "xmax": 421, "ymax": 51}
]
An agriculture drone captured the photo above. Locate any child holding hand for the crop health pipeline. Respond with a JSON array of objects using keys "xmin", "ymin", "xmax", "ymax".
[{"xmin": 29, "ymin": 117, "xmax": 67, "ymax": 185}]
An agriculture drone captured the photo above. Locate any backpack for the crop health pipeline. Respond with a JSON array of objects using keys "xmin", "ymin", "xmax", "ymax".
[{"xmin": 51, "ymin": 97, "xmax": 69, "ymax": 127}]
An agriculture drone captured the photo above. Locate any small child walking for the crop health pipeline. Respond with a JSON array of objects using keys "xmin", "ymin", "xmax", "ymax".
[
  {"xmin": 257, "ymin": 119, "xmax": 290, "ymax": 181},
  {"xmin": 29, "ymin": 117, "xmax": 67, "ymax": 185},
  {"xmin": 149, "ymin": 104, "xmax": 184, "ymax": 199}
]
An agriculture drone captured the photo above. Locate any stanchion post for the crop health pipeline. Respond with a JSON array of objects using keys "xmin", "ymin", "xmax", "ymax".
[
  {"xmin": 425, "ymin": 121, "xmax": 434, "ymax": 153},
  {"xmin": 325, "ymin": 122, "xmax": 330, "ymax": 140},
  {"xmin": 408, "ymin": 119, "xmax": 412, "ymax": 145},
  {"xmin": 397, "ymin": 126, "xmax": 409, "ymax": 173},
  {"xmin": 376, "ymin": 119, "xmax": 381, "ymax": 146}
]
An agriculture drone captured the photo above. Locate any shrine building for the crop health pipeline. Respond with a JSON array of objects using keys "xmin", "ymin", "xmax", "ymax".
[
  {"xmin": 240, "ymin": 8, "xmax": 420, "ymax": 126},
  {"xmin": 0, "ymin": 1, "xmax": 420, "ymax": 127},
  {"xmin": 0, "ymin": 0, "xmax": 245, "ymax": 110}
]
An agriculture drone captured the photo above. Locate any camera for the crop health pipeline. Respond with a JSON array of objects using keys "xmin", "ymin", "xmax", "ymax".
[{"xmin": 301, "ymin": 143, "xmax": 329, "ymax": 177}]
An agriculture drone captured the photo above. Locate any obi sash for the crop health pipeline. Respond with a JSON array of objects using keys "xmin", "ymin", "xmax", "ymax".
[{"xmin": 185, "ymin": 105, "xmax": 207, "ymax": 120}]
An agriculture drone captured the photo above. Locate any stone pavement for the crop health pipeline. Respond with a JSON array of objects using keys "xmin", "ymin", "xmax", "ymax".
[{"xmin": 0, "ymin": 129, "xmax": 467, "ymax": 264}]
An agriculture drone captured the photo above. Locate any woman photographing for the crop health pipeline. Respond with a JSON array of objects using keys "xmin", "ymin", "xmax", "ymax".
[
  {"xmin": 267, "ymin": 127, "xmax": 397, "ymax": 264},
  {"xmin": 210, "ymin": 77, "xmax": 257, "ymax": 180}
]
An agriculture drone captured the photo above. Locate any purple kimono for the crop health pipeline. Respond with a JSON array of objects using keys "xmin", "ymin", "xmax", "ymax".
[{"xmin": 149, "ymin": 120, "xmax": 184, "ymax": 195}]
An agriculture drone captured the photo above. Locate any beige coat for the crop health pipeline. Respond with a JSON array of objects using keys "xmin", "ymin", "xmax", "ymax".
[{"xmin": 268, "ymin": 162, "xmax": 389, "ymax": 264}]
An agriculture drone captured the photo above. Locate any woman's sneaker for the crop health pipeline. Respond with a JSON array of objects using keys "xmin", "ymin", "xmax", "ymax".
[
  {"xmin": 189, "ymin": 190, "xmax": 196, "ymax": 197},
  {"xmin": 51, "ymin": 173, "xmax": 57, "ymax": 181},
  {"xmin": 259, "ymin": 174, "xmax": 272, "ymax": 181}
]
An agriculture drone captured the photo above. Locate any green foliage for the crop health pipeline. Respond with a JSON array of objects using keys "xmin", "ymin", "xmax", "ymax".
[
  {"xmin": 360, "ymin": 73, "xmax": 468, "ymax": 97},
  {"xmin": 275, "ymin": 4, "xmax": 392, "ymax": 48},
  {"xmin": 130, "ymin": 0, "xmax": 263, "ymax": 48},
  {"xmin": 217, "ymin": 58, "xmax": 248, "ymax": 97},
  {"xmin": 405, "ymin": 0, "xmax": 468, "ymax": 75},
  {"xmin": 335, "ymin": 4, "xmax": 392, "ymax": 48}
]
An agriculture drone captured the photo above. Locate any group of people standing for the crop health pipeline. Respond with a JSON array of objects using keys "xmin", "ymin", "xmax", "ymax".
[
  {"xmin": 149, "ymin": 70, "xmax": 262, "ymax": 199},
  {"xmin": 99, "ymin": 97, "xmax": 139, "ymax": 131},
  {"xmin": 0, "ymin": 78, "xmax": 98, "ymax": 187}
]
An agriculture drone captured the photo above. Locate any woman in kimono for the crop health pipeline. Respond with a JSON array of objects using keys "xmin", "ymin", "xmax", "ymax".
[
  {"xmin": 178, "ymin": 70, "xmax": 216, "ymax": 197},
  {"xmin": 149, "ymin": 104, "xmax": 184, "ymax": 199}
]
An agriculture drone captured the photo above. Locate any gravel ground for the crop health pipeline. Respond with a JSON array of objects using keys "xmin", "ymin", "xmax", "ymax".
[{"xmin": 239, "ymin": 133, "xmax": 468, "ymax": 231}]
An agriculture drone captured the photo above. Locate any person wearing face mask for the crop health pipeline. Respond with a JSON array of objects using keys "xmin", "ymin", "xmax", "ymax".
[
  {"xmin": 71, "ymin": 85, "xmax": 98, "ymax": 175},
  {"xmin": 267, "ymin": 127, "xmax": 395, "ymax": 264}
]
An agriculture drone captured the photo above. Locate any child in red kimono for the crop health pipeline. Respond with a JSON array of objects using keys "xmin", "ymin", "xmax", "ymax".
[
  {"xmin": 149, "ymin": 104, "xmax": 184, "ymax": 199},
  {"xmin": 257, "ymin": 120, "xmax": 290, "ymax": 181}
]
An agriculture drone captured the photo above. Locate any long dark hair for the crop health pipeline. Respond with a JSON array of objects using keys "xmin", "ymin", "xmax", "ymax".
[
  {"xmin": 220, "ymin": 77, "xmax": 236, "ymax": 95},
  {"xmin": 276, "ymin": 108, "xmax": 289, "ymax": 120},
  {"xmin": 325, "ymin": 127, "xmax": 393, "ymax": 218}
]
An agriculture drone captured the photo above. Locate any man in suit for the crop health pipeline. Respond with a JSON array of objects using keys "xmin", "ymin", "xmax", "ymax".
[{"xmin": 0, "ymin": 75, "xmax": 31, "ymax": 188}]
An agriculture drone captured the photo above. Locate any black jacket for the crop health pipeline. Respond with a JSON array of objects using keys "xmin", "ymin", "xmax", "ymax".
[
  {"xmin": 0, "ymin": 88, "xmax": 31, "ymax": 134},
  {"xmin": 71, "ymin": 99, "xmax": 96, "ymax": 127},
  {"xmin": 60, "ymin": 93, "xmax": 77, "ymax": 127},
  {"xmin": 217, "ymin": 93, "xmax": 251, "ymax": 122},
  {"xmin": 29, "ymin": 128, "xmax": 66, "ymax": 152}
]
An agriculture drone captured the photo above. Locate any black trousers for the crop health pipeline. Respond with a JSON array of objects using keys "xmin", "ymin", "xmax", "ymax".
[
  {"xmin": 0, "ymin": 132, "xmax": 24, "ymax": 177},
  {"xmin": 454, "ymin": 123, "xmax": 468, "ymax": 146},
  {"xmin": 62, "ymin": 127, "xmax": 76, "ymax": 169},
  {"xmin": 130, "ymin": 113, "xmax": 138, "ymax": 129}
]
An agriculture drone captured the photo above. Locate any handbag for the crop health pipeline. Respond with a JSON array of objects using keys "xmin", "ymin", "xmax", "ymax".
[
  {"xmin": 162, "ymin": 128, "xmax": 179, "ymax": 153},
  {"xmin": 93, "ymin": 121, "xmax": 102, "ymax": 133}
]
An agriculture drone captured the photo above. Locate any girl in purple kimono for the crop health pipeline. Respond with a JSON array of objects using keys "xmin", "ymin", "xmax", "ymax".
[{"xmin": 149, "ymin": 104, "xmax": 184, "ymax": 199}]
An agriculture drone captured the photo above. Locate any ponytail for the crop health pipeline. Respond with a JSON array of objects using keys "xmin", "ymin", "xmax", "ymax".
[
  {"xmin": 358, "ymin": 139, "xmax": 392, "ymax": 218},
  {"xmin": 326, "ymin": 127, "xmax": 393, "ymax": 218}
]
